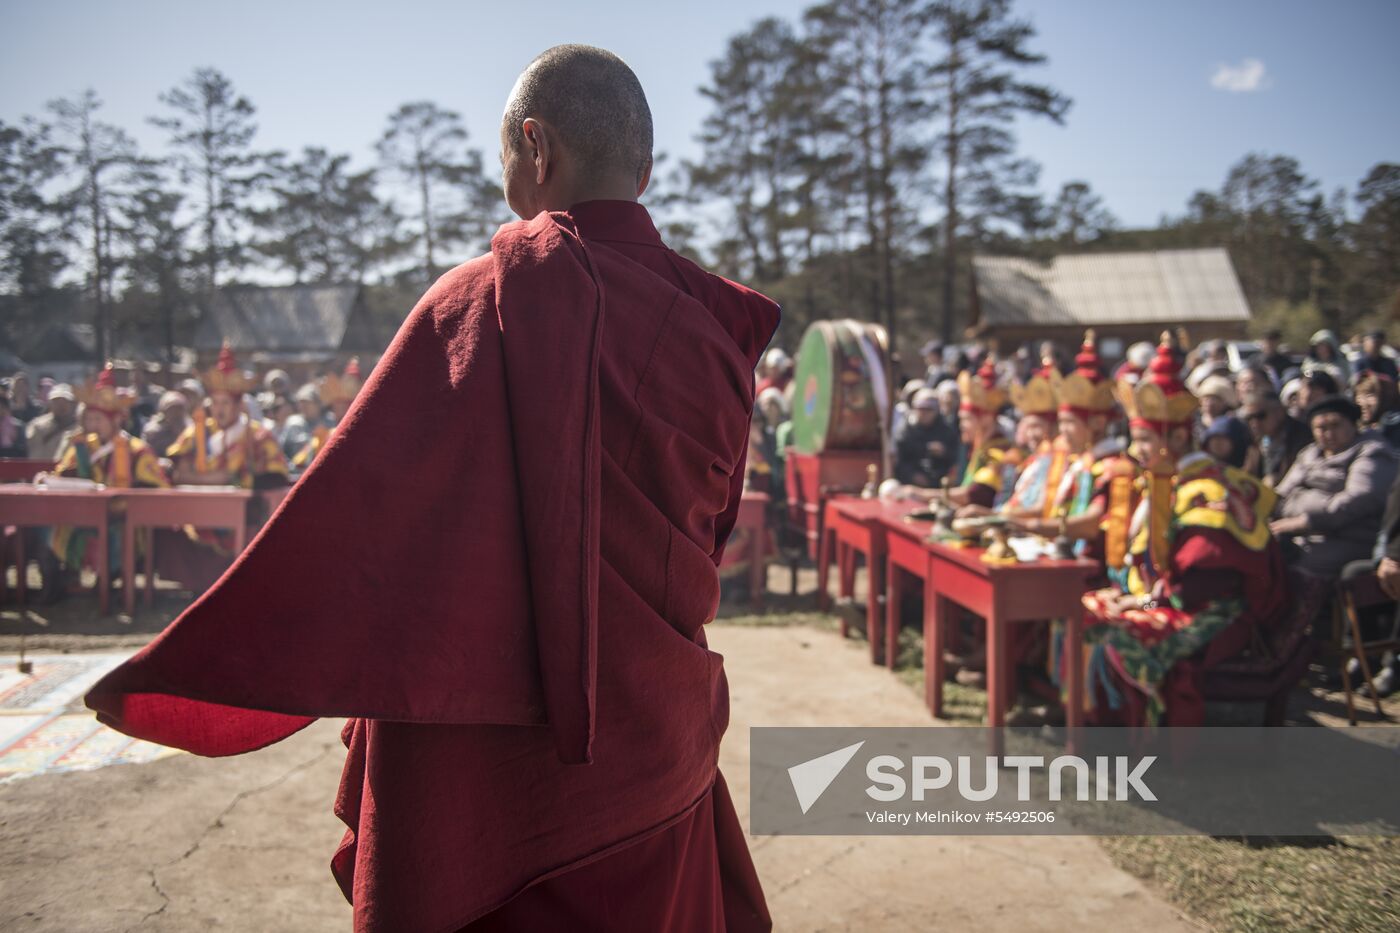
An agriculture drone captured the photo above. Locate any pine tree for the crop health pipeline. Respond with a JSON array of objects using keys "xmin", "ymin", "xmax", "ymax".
[
  {"xmin": 925, "ymin": 0, "xmax": 1069, "ymax": 341},
  {"xmin": 114, "ymin": 159, "xmax": 190, "ymax": 362},
  {"xmin": 256, "ymin": 147, "xmax": 410, "ymax": 285},
  {"xmin": 151, "ymin": 68, "xmax": 266, "ymax": 289},
  {"xmin": 1050, "ymin": 181, "xmax": 1115, "ymax": 247},
  {"xmin": 48, "ymin": 90, "xmax": 141, "ymax": 363},
  {"xmin": 0, "ymin": 119, "xmax": 66, "ymax": 313},
  {"xmin": 376, "ymin": 102, "xmax": 497, "ymax": 287},
  {"xmin": 806, "ymin": 0, "xmax": 930, "ymax": 353}
]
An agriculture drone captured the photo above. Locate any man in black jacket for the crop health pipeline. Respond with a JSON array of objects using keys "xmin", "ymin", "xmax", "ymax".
[
  {"xmin": 1241, "ymin": 389, "xmax": 1312, "ymax": 486},
  {"xmin": 1340, "ymin": 470, "xmax": 1400, "ymax": 697},
  {"xmin": 893, "ymin": 386, "xmax": 960, "ymax": 487}
]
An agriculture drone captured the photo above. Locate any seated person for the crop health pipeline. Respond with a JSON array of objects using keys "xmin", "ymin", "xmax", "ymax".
[
  {"xmin": 1013, "ymin": 331, "xmax": 1124, "ymax": 548},
  {"xmin": 1083, "ymin": 335, "xmax": 1286, "ymax": 727},
  {"xmin": 901, "ymin": 357, "xmax": 1021, "ymax": 508},
  {"xmin": 1354, "ymin": 329, "xmax": 1398, "ymax": 382},
  {"xmin": 1354, "ymin": 371, "xmax": 1400, "ymax": 448},
  {"xmin": 292, "ymin": 359, "xmax": 363, "ymax": 469},
  {"xmin": 156, "ymin": 344, "xmax": 290, "ymax": 595},
  {"xmin": 1194, "ymin": 374, "xmax": 1238, "ymax": 438},
  {"xmin": 168, "ymin": 344, "xmax": 290, "ymax": 489},
  {"xmin": 140, "ymin": 390, "xmax": 189, "ymax": 466},
  {"xmin": 891, "ymin": 387, "xmax": 959, "ymax": 488},
  {"xmin": 890, "ymin": 378, "xmax": 929, "ymax": 439},
  {"xmin": 999, "ymin": 362, "xmax": 1060, "ymax": 515},
  {"xmin": 1345, "ymin": 470, "xmax": 1400, "ymax": 696},
  {"xmin": 1201, "ymin": 414, "xmax": 1253, "ymax": 469},
  {"xmin": 1239, "ymin": 390, "xmax": 1311, "ymax": 486},
  {"xmin": 44, "ymin": 365, "xmax": 170, "ymax": 600},
  {"xmin": 1234, "ymin": 361, "xmax": 1275, "ymax": 400},
  {"xmin": 24, "ymin": 383, "xmax": 79, "ymax": 462},
  {"xmin": 1271, "ymin": 395, "xmax": 1399, "ymax": 581},
  {"xmin": 1295, "ymin": 368, "xmax": 1340, "ymax": 413},
  {"xmin": 280, "ymin": 383, "xmax": 327, "ymax": 461},
  {"xmin": 0, "ymin": 387, "xmax": 27, "ymax": 457}
]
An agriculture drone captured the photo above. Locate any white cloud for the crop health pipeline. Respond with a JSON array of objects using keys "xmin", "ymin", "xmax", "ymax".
[{"xmin": 1211, "ymin": 58, "xmax": 1270, "ymax": 93}]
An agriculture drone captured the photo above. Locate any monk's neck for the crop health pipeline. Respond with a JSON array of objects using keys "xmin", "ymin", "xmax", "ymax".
[{"xmin": 538, "ymin": 179, "xmax": 640, "ymax": 214}]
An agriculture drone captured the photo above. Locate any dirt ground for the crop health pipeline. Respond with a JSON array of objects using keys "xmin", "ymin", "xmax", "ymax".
[
  {"xmin": 0, "ymin": 609, "xmax": 1199, "ymax": 933},
  {"xmin": 715, "ymin": 623, "xmax": 1197, "ymax": 933},
  {"xmin": 5, "ymin": 555, "xmax": 1398, "ymax": 930}
]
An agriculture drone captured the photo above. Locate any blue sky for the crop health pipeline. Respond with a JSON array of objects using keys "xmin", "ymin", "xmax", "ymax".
[{"xmin": 2, "ymin": 0, "xmax": 1396, "ymax": 229}]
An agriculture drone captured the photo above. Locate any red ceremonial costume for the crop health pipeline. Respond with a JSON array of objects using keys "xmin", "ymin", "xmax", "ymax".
[{"xmin": 86, "ymin": 201, "xmax": 780, "ymax": 932}]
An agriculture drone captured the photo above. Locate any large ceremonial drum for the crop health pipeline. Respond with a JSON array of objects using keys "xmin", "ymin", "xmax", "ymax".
[{"xmin": 790, "ymin": 319, "xmax": 891, "ymax": 454}]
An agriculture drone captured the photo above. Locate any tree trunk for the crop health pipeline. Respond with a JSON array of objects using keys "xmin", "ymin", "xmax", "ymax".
[
  {"xmin": 875, "ymin": 26, "xmax": 897, "ymax": 358},
  {"xmin": 940, "ymin": 42, "xmax": 961, "ymax": 345},
  {"xmin": 858, "ymin": 102, "xmax": 882, "ymax": 323},
  {"xmin": 418, "ymin": 163, "xmax": 435, "ymax": 288},
  {"xmin": 163, "ymin": 285, "xmax": 175, "ymax": 365},
  {"xmin": 91, "ymin": 167, "xmax": 106, "ymax": 365},
  {"xmin": 204, "ymin": 97, "xmax": 218, "ymax": 291}
]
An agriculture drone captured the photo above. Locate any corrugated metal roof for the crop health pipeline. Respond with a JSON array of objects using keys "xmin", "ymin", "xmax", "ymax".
[
  {"xmin": 973, "ymin": 248, "xmax": 1251, "ymax": 328},
  {"xmin": 193, "ymin": 284, "xmax": 364, "ymax": 352}
]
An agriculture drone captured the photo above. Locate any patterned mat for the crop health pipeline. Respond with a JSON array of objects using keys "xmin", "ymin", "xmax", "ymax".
[{"xmin": 0, "ymin": 653, "xmax": 180, "ymax": 783}]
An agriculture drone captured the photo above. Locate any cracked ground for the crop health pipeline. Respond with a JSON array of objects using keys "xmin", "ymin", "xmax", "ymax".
[{"xmin": 0, "ymin": 621, "xmax": 1196, "ymax": 932}]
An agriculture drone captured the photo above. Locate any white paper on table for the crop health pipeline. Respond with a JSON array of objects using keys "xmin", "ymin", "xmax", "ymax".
[
  {"xmin": 36, "ymin": 475, "xmax": 104, "ymax": 491},
  {"xmin": 1007, "ymin": 535, "xmax": 1051, "ymax": 562}
]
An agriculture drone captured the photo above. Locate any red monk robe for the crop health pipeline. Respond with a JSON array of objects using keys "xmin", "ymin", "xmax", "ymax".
[{"xmin": 86, "ymin": 200, "xmax": 780, "ymax": 932}]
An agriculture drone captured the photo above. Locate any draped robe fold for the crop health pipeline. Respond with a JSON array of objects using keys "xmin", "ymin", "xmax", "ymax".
[{"xmin": 86, "ymin": 201, "xmax": 781, "ymax": 933}]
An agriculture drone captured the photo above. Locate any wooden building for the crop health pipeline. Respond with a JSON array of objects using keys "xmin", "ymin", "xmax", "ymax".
[
  {"xmin": 969, "ymin": 248, "xmax": 1252, "ymax": 351},
  {"xmin": 191, "ymin": 284, "xmax": 385, "ymax": 382}
]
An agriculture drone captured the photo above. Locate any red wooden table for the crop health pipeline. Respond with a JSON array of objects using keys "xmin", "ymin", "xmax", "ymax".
[
  {"xmin": 883, "ymin": 511, "xmax": 1097, "ymax": 752},
  {"xmin": 819, "ymin": 496, "xmax": 907, "ymax": 666},
  {"xmin": 729, "ymin": 490, "xmax": 770, "ymax": 609},
  {"xmin": 0, "ymin": 459, "xmax": 56, "ymax": 483},
  {"xmin": 784, "ymin": 449, "xmax": 878, "ymax": 560},
  {"xmin": 0, "ymin": 485, "xmax": 121, "ymax": 615},
  {"xmin": 119, "ymin": 486, "xmax": 253, "ymax": 614}
]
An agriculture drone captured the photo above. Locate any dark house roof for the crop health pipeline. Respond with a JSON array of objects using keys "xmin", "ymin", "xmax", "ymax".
[
  {"xmin": 193, "ymin": 284, "xmax": 380, "ymax": 359},
  {"xmin": 972, "ymin": 248, "xmax": 1251, "ymax": 332},
  {"xmin": 20, "ymin": 322, "xmax": 97, "ymax": 362}
]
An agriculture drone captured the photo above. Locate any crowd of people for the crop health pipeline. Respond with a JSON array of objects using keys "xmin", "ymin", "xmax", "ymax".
[
  {"xmin": 8, "ymin": 322, "xmax": 1400, "ymax": 720},
  {"xmin": 744, "ymin": 325, "xmax": 1400, "ymax": 723},
  {"xmin": 0, "ymin": 344, "xmax": 365, "ymax": 601}
]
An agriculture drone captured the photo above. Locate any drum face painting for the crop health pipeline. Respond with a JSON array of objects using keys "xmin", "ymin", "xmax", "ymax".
[{"xmin": 791, "ymin": 320, "xmax": 890, "ymax": 454}]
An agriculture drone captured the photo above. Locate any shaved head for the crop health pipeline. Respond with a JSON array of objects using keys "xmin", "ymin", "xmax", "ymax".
[{"xmin": 503, "ymin": 45, "xmax": 653, "ymax": 184}]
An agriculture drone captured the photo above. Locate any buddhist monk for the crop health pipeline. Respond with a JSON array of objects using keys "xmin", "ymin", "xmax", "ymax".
[
  {"xmin": 44, "ymin": 364, "xmax": 170, "ymax": 600},
  {"xmin": 155, "ymin": 343, "xmax": 291, "ymax": 594},
  {"xmin": 86, "ymin": 45, "xmax": 779, "ymax": 932},
  {"xmin": 291, "ymin": 358, "xmax": 362, "ymax": 470},
  {"xmin": 1082, "ymin": 335, "xmax": 1286, "ymax": 726}
]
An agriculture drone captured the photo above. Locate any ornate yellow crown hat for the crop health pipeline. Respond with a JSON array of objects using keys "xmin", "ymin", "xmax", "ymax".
[
  {"xmin": 1009, "ymin": 358, "xmax": 1058, "ymax": 417},
  {"xmin": 202, "ymin": 342, "xmax": 258, "ymax": 397},
  {"xmin": 1051, "ymin": 329, "xmax": 1117, "ymax": 416},
  {"xmin": 1114, "ymin": 331, "xmax": 1198, "ymax": 430},
  {"xmin": 75, "ymin": 363, "xmax": 134, "ymax": 416},
  {"xmin": 958, "ymin": 355, "xmax": 1007, "ymax": 415},
  {"xmin": 319, "ymin": 357, "xmax": 363, "ymax": 406}
]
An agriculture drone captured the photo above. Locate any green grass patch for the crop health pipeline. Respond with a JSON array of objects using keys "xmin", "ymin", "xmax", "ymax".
[
  {"xmin": 721, "ymin": 589, "xmax": 1400, "ymax": 933},
  {"xmin": 1100, "ymin": 834, "xmax": 1400, "ymax": 932}
]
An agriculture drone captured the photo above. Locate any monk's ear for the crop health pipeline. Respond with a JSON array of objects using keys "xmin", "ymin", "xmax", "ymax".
[
  {"xmin": 636, "ymin": 158, "xmax": 653, "ymax": 199},
  {"xmin": 523, "ymin": 118, "xmax": 550, "ymax": 185}
]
